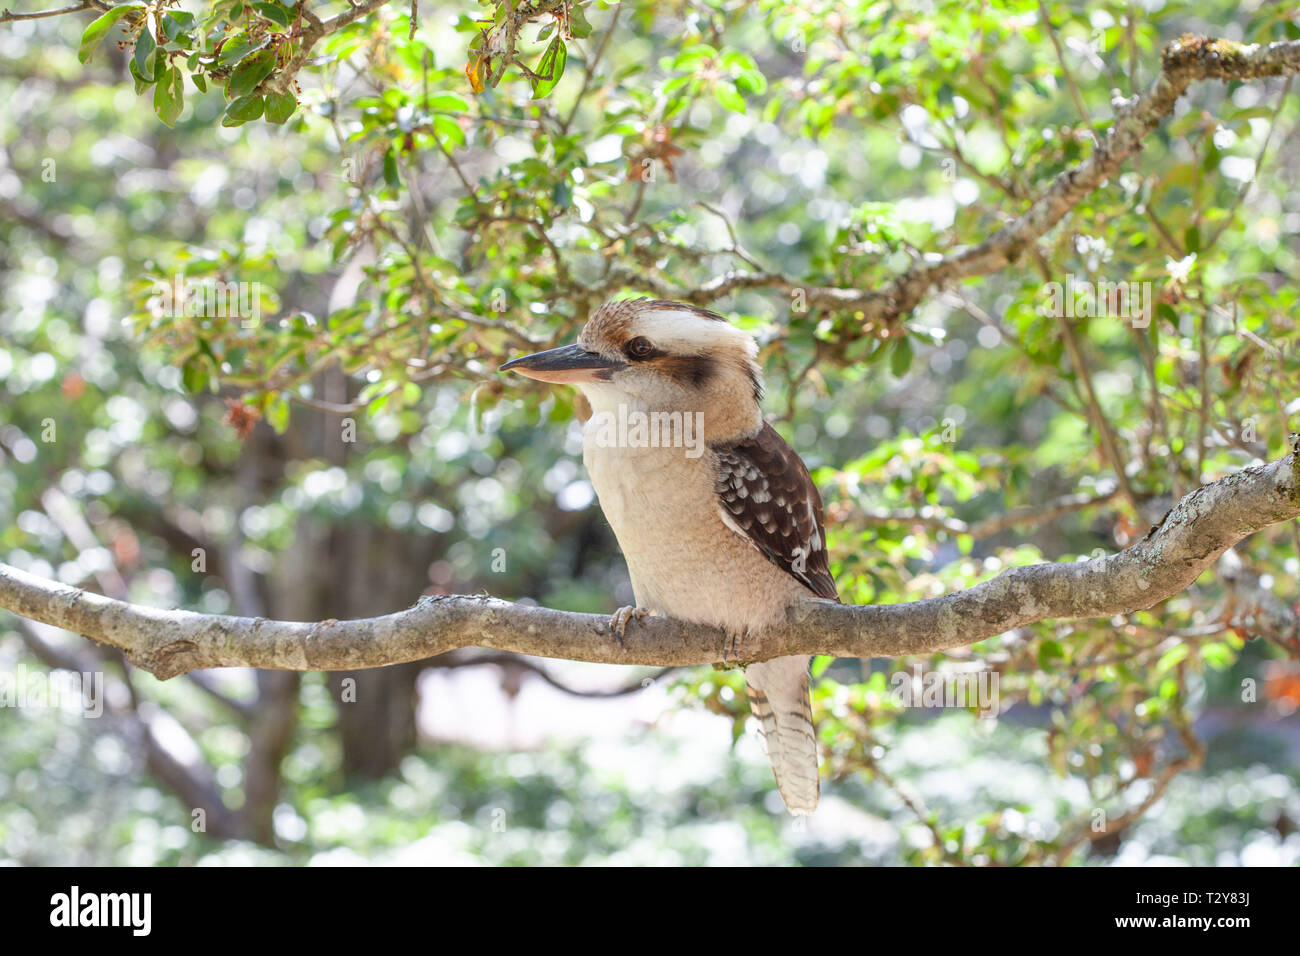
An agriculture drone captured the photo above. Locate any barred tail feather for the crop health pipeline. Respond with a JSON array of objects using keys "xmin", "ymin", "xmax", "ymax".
[{"xmin": 744, "ymin": 654, "xmax": 819, "ymax": 815}]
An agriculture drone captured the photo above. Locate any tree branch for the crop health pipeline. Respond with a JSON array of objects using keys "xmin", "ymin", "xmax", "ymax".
[
  {"xmin": 11, "ymin": 617, "xmax": 243, "ymax": 837},
  {"xmin": 0, "ymin": 1, "xmax": 94, "ymax": 23},
  {"xmin": 2, "ymin": 444, "xmax": 1297, "ymax": 679},
  {"xmin": 425, "ymin": 649, "xmax": 674, "ymax": 698},
  {"xmin": 659, "ymin": 37, "xmax": 1300, "ymax": 330},
  {"xmin": 259, "ymin": 0, "xmax": 394, "ymax": 96},
  {"xmin": 851, "ymin": 484, "xmax": 1120, "ymax": 538}
]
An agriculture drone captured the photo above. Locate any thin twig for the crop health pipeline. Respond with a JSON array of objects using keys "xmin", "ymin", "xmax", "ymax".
[{"xmin": 0, "ymin": 0, "xmax": 92, "ymax": 22}]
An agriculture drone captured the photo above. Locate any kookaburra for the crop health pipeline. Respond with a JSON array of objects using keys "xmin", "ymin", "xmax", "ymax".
[{"xmin": 501, "ymin": 298, "xmax": 838, "ymax": 814}]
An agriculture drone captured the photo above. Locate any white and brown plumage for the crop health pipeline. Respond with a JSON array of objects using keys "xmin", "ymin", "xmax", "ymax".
[{"xmin": 501, "ymin": 298, "xmax": 837, "ymax": 814}]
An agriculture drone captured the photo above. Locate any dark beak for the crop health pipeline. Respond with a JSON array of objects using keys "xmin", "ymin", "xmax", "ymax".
[{"xmin": 499, "ymin": 343, "xmax": 625, "ymax": 384}]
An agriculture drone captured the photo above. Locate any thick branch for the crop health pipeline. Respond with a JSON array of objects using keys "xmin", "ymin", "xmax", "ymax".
[{"xmin": 2, "ymin": 448, "xmax": 1297, "ymax": 679}]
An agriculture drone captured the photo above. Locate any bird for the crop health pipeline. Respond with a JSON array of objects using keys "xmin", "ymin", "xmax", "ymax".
[{"xmin": 500, "ymin": 297, "xmax": 838, "ymax": 814}]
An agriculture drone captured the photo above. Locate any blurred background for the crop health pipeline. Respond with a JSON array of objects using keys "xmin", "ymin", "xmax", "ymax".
[{"xmin": 1, "ymin": 0, "xmax": 1299, "ymax": 865}]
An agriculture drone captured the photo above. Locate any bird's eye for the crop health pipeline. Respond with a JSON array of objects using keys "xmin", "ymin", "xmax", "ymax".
[{"xmin": 625, "ymin": 337, "xmax": 655, "ymax": 360}]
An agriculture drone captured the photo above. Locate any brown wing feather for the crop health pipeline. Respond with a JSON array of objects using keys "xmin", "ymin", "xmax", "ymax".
[{"xmin": 711, "ymin": 422, "xmax": 839, "ymax": 601}]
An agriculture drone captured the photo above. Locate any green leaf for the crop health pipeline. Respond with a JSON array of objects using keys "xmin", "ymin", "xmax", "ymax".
[
  {"xmin": 551, "ymin": 179, "xmax": 572, "ymax": 209},
  {"xmin": 222, "ymin": 94, "xmax": 265, "ymax": 127},
  {"xmin": 889, "ymin": 336, "xmax": 913, "ymax": 377},
  {"xmin": 431, "ymin": 113, "xmax": 465, "ymax": 148},
  {"xmin": 153, "ymin": 65, "xmax": 185, "ymax": 127},
  {"xmin": 266, "ymin": 394, "xmax": 291, "ymax": 433},
  {"xmin": 672, "ymin": 45, "xmax": 717, "ymax": 69},
  {"xmin": 382, "ymin": 145, "xmax": 400, "ymax": 190},
  {"xmin": 181, "ymin": 356, "xmax": 210, "ymax": 394},
  {"xmin": 727, "ymin": 52, "xmax": 767, "ymax": 95},
  {"xmin": 713, "ymin": 82, "xmax": 746, "ymax": 113},
  {"xmin": 1037, "ymin": 640, "xmax": 1065, "ymax": 669},
  {"xmin": 227, "ymin": 48, "xmax": 276, "ymax": 99},
  {"xmin": 161, "ymin": 11, "xmax": 195, "ymax": 42},
  {"xmin": 217, "ymin": 35, "xmax": 257, "ymax": 67},
  {"xmin": 569, "ymin": 3, "xmax": 593, "ymax": 38},
  {"xmin": 1156, "ymin": 642, "xmax": 1189, "ymax": 674},
  {"xmin": 1199, "ymin": 642, "xmax": 1235, "ymax": 671},
  {"xmin": 264, "ymin": 90, "xmax": 296, "ymax": 124},
  {"xmin": 532, "ymin": 36, "xmax": 567, "ymax": 99},
  {"xmin": 426, "ymin": 92, "xmax": 469, "ymax": 112},
  {"xmin": 128, "ymin": 61, "xmax": 150, "ymax": 95},
  {"xmin": 1183, "ymin": 225, "xmax": 1201, "ymax": 254},
  {"xmin": 132, "ymin": 26, "xmax": 159, "ymax": 83},
  {"xmin": 78, "ymin": 4, "xmax": 141, "ymax": 65},
  {"xmin": 253, "ymin": 2, "xmax": 293, "ymax": 27}
]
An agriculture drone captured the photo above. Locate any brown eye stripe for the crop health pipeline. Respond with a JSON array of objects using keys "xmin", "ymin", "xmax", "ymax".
[
  {"xmin": 659, "ymin": 353, "xmax": 717, "ymax": 388},
  {"xmin": 616, "ymin": 341, "xmax": 715, "ymax": 387}
]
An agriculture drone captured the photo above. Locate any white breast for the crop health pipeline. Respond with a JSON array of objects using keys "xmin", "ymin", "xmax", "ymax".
[{"xmin": 581, "ymin": 418, "xmax": 806, "ymax": 635}]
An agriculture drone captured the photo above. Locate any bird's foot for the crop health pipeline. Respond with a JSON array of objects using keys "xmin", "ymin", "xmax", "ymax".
[
  {"xmin": 609, "ymin": 605, "xmax": 650, "ymax": 649},
  {"xmin": 722, "ymin": 632, "xmax": 743, "ymax": 665}
]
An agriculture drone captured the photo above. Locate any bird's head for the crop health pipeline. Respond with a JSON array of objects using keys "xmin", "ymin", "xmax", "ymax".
[{"xmin": 500, "ymin": 298, "xmax": 764, "ymax": 441}]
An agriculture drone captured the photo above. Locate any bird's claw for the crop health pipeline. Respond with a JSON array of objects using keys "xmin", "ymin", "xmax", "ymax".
[
  {"xmin": 722, "ymin": 632, "xmax": 742, "ymax": 665},
  {"xmin": 609, "ymin": 605, "xmax": 650, "ymax": 649}
]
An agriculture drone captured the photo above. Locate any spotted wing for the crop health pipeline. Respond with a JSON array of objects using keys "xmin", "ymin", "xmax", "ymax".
[{"xmin": 711, "ymin": 422, "xmax": 839, "ymax": 601}]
